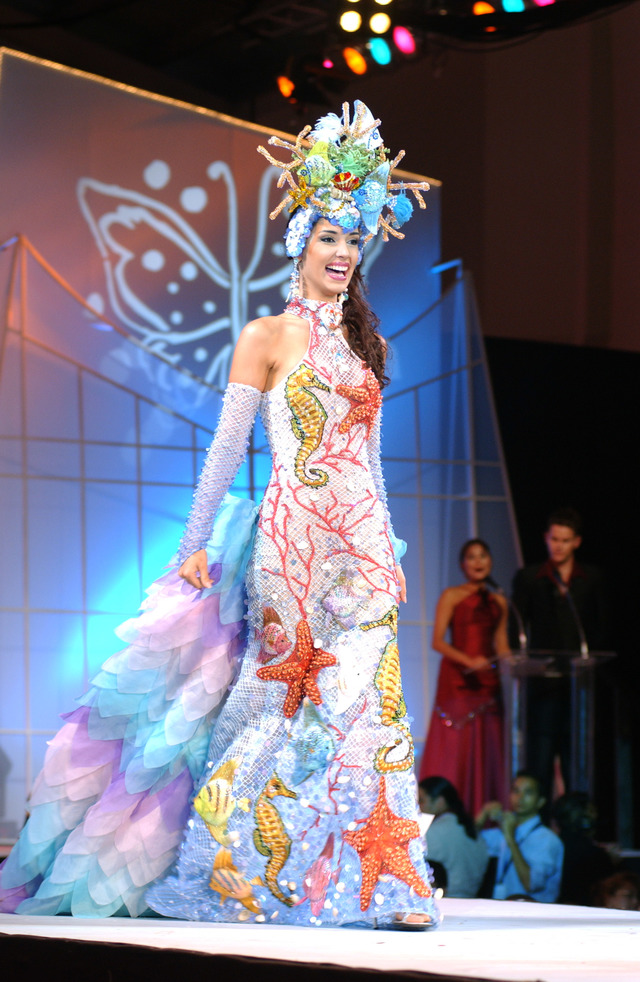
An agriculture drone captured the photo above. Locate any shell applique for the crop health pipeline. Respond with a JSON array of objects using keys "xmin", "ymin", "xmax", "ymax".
[
  {"xmin": 302, "ymin": 833, "xmax": 338, "ymax": 916},
  {"xmin": 322, "ymin": 566, "xmax": 371, "ymax": 630}
]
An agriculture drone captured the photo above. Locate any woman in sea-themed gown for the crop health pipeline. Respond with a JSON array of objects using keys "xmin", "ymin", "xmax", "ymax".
[
  {"xmin": 0, "ymin": 101, "xmax": 439, "ymax": 930},
  {"xmin": 419, "ymin": 539, "xmax": 510, "ymax": 816}
]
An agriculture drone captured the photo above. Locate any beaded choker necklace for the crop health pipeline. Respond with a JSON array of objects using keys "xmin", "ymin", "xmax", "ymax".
[{"xmin": 286, "ymin": 296, "xmax": 344, "ymax": 333}]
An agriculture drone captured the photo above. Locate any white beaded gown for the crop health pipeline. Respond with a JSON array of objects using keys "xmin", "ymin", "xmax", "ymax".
[
  {"xmin": 148, "ymin": 297, "xmax": 437, "ymax": 925},
  {"xmin": 0, "ymin": 296, "xmax": 438, "ymax": 928}
]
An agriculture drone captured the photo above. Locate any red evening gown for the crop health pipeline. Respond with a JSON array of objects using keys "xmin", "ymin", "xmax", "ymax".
[{"xmin": 418, "ymin": 591, "xmax": 504, "ymax": 815}]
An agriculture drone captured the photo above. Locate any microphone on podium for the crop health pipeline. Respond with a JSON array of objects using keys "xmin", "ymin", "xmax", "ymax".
[
  {"xmin": 485, "ymin": 576, "xmax": 528, "ymax": 654},
  {"xmin": 550, "ymin": 567, "xmax": 589, "ymax": 657}
]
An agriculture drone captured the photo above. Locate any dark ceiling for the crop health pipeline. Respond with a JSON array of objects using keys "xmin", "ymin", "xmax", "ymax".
[{"xmin": 0, "ymin": 0, "xmax": 634, "ymax": 115}]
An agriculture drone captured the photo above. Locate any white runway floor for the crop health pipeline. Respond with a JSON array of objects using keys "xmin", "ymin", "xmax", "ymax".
[{"xmin": 1, "ymin": 899, "xmax": 639, "ymax": 981}]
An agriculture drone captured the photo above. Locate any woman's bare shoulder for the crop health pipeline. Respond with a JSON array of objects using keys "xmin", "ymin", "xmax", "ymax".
[
  {"xmin": 239, "ymin": 311, "xmax": 304, "ymax": 342},
  {"xmin": 439, "ymin": 585, "xmax": 469, "ymax": 605}
]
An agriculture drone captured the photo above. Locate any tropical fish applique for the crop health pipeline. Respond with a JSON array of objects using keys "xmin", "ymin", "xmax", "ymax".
[
  {"xmin": 290, "ymin": 698, "xmax": 336, "ymax": 785},
  {"xmin": 253, "ymin": 773, "xmax": 297, "ymax": 906},
  {"xmin": 302, "ymin": 833, "xmax": 338, "ymax": 916},
  {"xmin": 193, "ymin": 757, "xmax": 251, "ymax": 846},
  {"xmin": 256, "ymin": 606, "xmax": 292, "ymax": 664},
  {"xmin": 361, "ymin": 607, "xmax": 414, "ymax": 773},
  {"xmin": 285, "ymin": 363, "xmax": 330, "ymax": 487},
  {"xmin": 208, "ymin": 848, "xmax": 263, "ymax": 915}
]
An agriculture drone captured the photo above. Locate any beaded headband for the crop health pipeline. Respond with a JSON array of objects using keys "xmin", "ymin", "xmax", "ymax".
[{"xmin": 257, "ymin": 100, "xmax": 430, "ymax": 258}]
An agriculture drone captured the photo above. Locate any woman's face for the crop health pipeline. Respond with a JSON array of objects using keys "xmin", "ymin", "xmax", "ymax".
[
  {"xmin": 299, "ymin": 219, "xmax": 360, "ymax": 301},
  {"xmin": 461, "ymin": 544, "xmax": 492, "ymax": 583},
  {"xmin": 418, "ymin": 789, "xmax": 446, "ymax": 816}
]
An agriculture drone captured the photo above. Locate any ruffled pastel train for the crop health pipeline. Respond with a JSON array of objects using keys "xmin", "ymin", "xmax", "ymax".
[{"xmin": 0, "ymin": 495, "xmax": 258, "ymax": 917}]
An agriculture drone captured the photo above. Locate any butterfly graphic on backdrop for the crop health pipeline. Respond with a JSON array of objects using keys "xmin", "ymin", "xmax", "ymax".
[{"xmin": 77, "ymin": 164, "xmax": 290, "ymax": 388}]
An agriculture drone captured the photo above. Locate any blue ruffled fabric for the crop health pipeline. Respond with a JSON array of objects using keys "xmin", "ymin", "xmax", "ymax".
[{"xmin": 0, "ymin": 495, "xmax": 258, "ymax": 917}]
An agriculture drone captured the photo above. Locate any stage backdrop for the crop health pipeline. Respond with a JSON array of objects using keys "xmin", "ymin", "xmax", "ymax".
[{"xmin": 0, "ymin": 48, "xmax": 519, "ymax": 838}]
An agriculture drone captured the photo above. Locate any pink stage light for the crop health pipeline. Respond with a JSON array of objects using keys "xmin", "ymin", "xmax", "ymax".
[
  {"xmin": 531, "ymin": 0, "xmax": 556, "ymax": 5},
  {"xmin": 393, "ymin": 26, "xmax": 415, "ymax": 54},
  {"xmin": 323, "ymin": 58, "xmax": 334, "ymax": 69}
]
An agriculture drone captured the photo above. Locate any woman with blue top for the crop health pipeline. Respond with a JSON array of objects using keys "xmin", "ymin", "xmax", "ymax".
[{"xmin": 419, "ymin": 775, "xmax": 488, "ymax": 899}]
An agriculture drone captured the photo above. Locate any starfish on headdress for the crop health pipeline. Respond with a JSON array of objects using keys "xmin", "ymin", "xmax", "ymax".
[
  {"xmin": 256, "ymin": 618, "xmax": 337, "ymax": 718},
  {"xmin": 336, "ymin": 370, "xmax": 382, "ymax": 439},
  {"xmin": 287, "ymin": 178, "xmax": 317, "ymax": 214},
  {"xmin": 344, "ymin": 775, "xmax": 432, "ymax": 912}
]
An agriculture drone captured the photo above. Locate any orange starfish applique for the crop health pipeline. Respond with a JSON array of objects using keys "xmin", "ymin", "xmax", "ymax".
[
  {"xmin": 343, "ymin": 775, "xmax": 432, "ymax": 911},
  {"xmin": 336, "ymin": 370, "xmax": 382, "ymax": 439},
  {"xmin": 256, "ymin": 618, "xmax": 336, "ymax": 718}
]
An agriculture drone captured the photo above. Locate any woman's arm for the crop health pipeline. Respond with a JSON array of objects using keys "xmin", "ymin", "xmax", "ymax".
[
  {"xmin": 432, "ymin": 589, "xmax": 490, "ymax": 670},
  {"xmin": 178, "ymin": 318, "xmax": 276, "ymax": 589},
  {"xmin": 492, "ymin": 594, "xmax": 511, "ymax": 657}
]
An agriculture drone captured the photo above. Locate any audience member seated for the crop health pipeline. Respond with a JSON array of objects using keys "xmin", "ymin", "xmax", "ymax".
[
  {"xmin": 476, "ymin": 770, "xmax": 564, "ymax": 903},
  {"xmin": 419, "ymin": 775, "xmax": 489, "ymax": 899},
  {"xmin": 592, "ymin": 872, "xmax": 640, "ymax": 911},
  {"xmin": 552, "ymin": 791, "xmax": 615, "ymax": 906}
]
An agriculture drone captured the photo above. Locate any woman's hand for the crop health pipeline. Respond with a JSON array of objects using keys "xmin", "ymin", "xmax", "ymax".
[
  {"xmin": 396, "ymin": 564, "xmax": 407, "ymax": 604},
  {"xmin": 178, "ymin": 549, "xmax": 212, "ymax": 589},
  {"xmin": 466, "ymin": 655, "xmax": 493, "ymax": 673}
]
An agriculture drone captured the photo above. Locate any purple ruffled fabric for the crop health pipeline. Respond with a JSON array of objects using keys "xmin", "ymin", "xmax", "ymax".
[{"xmin": 0, "ymin": 494, "xmax": 257, "ymax": 917}]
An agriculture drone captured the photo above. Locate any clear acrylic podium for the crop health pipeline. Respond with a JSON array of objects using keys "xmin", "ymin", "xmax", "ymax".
[{"xmin": 501, "ymin": 650, "xmax": 615, "ymax": 797}]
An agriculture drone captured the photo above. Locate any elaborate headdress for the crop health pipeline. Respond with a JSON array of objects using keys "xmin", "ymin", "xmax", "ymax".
[{"xmin": 258, "ymin": 101, "xmax": 430, "ymax": 259}]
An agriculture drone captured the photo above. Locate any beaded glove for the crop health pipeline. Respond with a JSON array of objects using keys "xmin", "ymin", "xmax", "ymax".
[
  {"xmin": 177, "ymin": 382, "xmax": 262, "ymax": 565},
  {"xmin": 367, "ymin": 409, "xmax": 407, "ymax": 563}
]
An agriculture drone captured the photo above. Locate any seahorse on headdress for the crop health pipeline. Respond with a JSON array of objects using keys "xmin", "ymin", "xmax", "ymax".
[
  {"xmin": 253, "ymin": 773, "xmax": 298, "ymax": 906},
  {"xmin": 361, "ymin": 606, "xmax": 414, "ymax": 773},
  {"xmin": 285, "ymin": 363, "xmax": 330, "ymax": 487}
]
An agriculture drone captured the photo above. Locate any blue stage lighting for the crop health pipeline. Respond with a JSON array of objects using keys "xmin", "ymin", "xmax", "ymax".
[{"xmin": 369, "ymin": 37, "xmax": 392, "ymax": 65}]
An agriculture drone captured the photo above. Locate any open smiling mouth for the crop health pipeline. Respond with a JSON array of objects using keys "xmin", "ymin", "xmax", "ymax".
[{"xmin": 326, "ymin": 265, "xmax": 349, "ymax": 278}]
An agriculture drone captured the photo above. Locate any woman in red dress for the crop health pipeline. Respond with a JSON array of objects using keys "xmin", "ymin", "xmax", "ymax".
[{"xmin": 419, "ymin": 539, "xmax": 509, "ymax": 815}]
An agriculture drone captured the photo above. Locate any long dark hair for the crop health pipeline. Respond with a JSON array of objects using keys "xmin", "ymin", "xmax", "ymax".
[
  {"xmin": 458, "ymin": 538, "xmax": 492, "ymax": 566},
  {"xmin": 419, "ymin": 775, "xmax": 478, "ymax": 840},
  {"xmin": 289, "ymin": 209, "xmax": 390, "ymax": 389},
  {"xmin": 342, "ymin": 268, "xmax": 389, "ymax": 389}
]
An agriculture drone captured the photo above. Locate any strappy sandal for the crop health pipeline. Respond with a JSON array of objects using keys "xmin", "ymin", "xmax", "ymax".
[{"xmin": 389, "ymin": 912, "xmax": 433, "ymax": 931}]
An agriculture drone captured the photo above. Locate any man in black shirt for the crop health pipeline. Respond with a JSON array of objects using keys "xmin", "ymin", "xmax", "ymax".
[{"xmin": 512, "ymin": 508, "xmax": 607, "ymax": 803}]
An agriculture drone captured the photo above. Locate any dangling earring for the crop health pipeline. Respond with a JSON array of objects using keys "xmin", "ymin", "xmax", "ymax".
[{"xmin": 288, "ymin": 258, "xmax": 301, "ymax": 300}]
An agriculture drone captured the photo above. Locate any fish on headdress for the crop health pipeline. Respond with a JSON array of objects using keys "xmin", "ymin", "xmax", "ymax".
[
  {"xmin": 193, "ymin": 757, "xmax": 251, "ymax": 847},
  {"xmin": 209, "ymin": 847, "xmax": 263, "ymax": 914},
  {"xmin": 302, "ymin": 833, "xmax": 338, "ymax": 916},
  {"xmin": 352, "ymin": 100, "xmax": 384, "ymax": 149},
  {"xmin": 290, "ymin": 698, "xmax": 336, "ymax": 785},
  {"xmin": 256, "ymin": 606, "xmax": 292, "ymax": 664}
]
